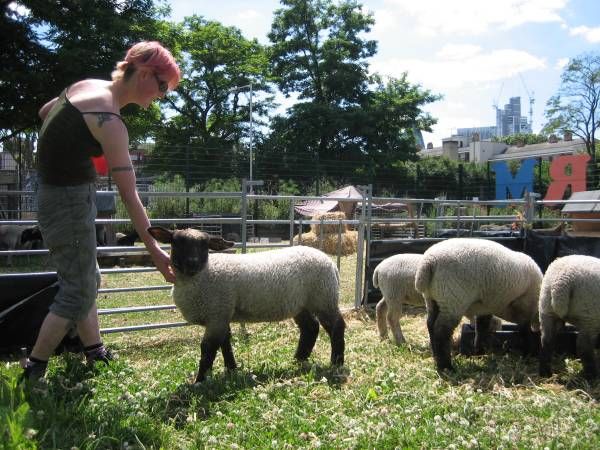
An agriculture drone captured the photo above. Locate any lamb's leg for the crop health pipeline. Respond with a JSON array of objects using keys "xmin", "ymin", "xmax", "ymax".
[
  {"xmin": 426, "ymin": 299, "xmax": 459, "ymax": 372},
  {"xmin": 474, "ymin": 315, "xmax": 494, "ymax": 355},
  {"xmin": 387, "ymin": 301, "xmax": 405, "ymax": 345},
  {"xmin": 317, "ymin": 311, "xmax": 346, "ymax": 366},
  {"xmin": 539, "ymin": 314, "xmax": 562, "ymax": 377},
  {"xmin": 294, "ymin": 310, "xmax": 320, "ymax": 361},
  {"xmin": 375, "ymin": 299, "xmax": 388, "ymax": 340},
  {"xmin": 576, "ymin": 330, "xmax": 598, "ymax": 380},
  {"xmin": 425, "ymin": 298, "xmax": 439, "ymax": 354},
  {"xmin": 196, "ymin": 330, "xmax": 226, "ymax": 383},
  {"xmin": 220, "ymin": 326, "xmax": 237, "ymax": 372}
]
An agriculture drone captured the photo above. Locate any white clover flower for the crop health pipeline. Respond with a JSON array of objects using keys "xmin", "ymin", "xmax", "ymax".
[
  {"xmin": 434, "ymin": 415, "xmax": 442, "ymax": 423},
  {"xmin": 258, "ymin": 393, "xmax": 268, "ymax": 401},
  {"xmin": 208, "ymin": 436, "xmax": 218, "ymax": 444},
  {"xmin": 459, "ymin": 418, "xmax": 470, "ymax": 427},
  {"xmin": 25, "ymin": 429, "xmax": 38, "ymax": 439},
  {"xmin": 227, "ymin": 422, "xmax": 235, "ymax": 430}
]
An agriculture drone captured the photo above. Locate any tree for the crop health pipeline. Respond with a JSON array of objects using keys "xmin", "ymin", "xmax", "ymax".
[
  {"xmin": 543, "ymin": 53, "xmax": 600, "ymax": 160},
  {"xmin": 147, "ymin": 17, "xmax": 273, "ymax": 184},
  {"xmin": 1, "ymin": 0, "xmax": 168, "ymax": 142},
  {"xmin": 492, "ymin": 133, "xmax": 548, "ymax": 146},
  {"xmin": 268, "ymin": 0, "xmax": 377, "ymax": 160},
  {"xmin": 266, "ymin": 0, "xmax": 440, "ymax": 188}
]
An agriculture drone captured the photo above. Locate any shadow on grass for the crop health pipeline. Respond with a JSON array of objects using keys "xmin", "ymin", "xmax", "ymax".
[
  {"xmin": 150, "ymin": 361, "xmax": 349, "ymax": 427},
  {"xmin": 432, "ymin": 351, "xmax": 600, "ymax": 400}
]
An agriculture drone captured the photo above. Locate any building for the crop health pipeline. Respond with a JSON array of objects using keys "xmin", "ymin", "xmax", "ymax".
[
  {"xmin": 420, "ymin": 133, "xmax": 586, "ymax": 164},
  {"xmin": 456, "ymin": 126, "xmax": 497, "ymax": 142},
  {"xmin": 496, "ymin": 97, "xmax": 530, "ymax": 136}
]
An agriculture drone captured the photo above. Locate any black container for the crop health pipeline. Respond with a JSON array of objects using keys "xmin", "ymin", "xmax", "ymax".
[
  {"xmin": 0, "ymin": 272, "xmax": 83, "ymax": 359},
  {"xmin": 458, "ymin": 323, "xmax": 587, "ymax": 356}
]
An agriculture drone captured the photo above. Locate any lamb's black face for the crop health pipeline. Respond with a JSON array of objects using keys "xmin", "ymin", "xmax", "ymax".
[{"xmin": 171, "ymin": 229, "xmax": 210, "ymax": 276}]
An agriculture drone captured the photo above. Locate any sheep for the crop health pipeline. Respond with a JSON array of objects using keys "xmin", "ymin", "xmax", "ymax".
[
  {"xmin": 0, "ymin": 224, "xmax": 42, "ymax": 266},
  {"xmin": 538, "ymin": 255, "xmax": 600, "ymax": 379},
  {"xmin": 373, "ymin": 253, "xmax": 424, "ymax": 345},
  {"xmin": 415, "ymin": 238, "xmax": 542, "ymax": 372},
  {"xmin": 147, "ymin": 226, "xmax": 346, "ymax": 383},
  {"xmin": 373, "ymin": 252, "xmax": 502, "ymax": 346}
]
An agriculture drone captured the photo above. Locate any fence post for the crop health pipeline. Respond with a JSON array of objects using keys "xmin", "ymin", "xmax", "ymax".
[
  {"xmin": 458, "ymin": 164, "xmax": 464, "ymax": 200},
  {"xmin": 241, "ymin": 179, "xmax": 248, "ymax": 254},
  {"xmin": 355, "ymin": 184, "xmax": 370, "ymax": 308}
]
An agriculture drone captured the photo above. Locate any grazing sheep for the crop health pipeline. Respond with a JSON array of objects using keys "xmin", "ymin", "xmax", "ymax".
[
  {"xmin": 0, "ymin": 224, "xmax": 42, "ymax": 266},
  {"xmin": 148, "ymin": 226, "xmax": 346, "ymax": 383},
  {"xmin": 538, "ymin": 255, "xmax": 600, "ymax": 379},
  {"xmin": 415, "ymin": 238, "xmax": 542, "ymax": 372},
  {"xmin": 373, "ymin": 253, "xmax": 502, "ymax": 346},
  {"xmin": 373, "ymin": 253, "xmax": 424, "ymax": 345}
]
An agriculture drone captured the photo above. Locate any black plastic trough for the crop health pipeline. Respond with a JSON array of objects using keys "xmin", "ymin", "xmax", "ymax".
[
  {"xmin": 458, "ymin": 323, "xmax": 594, "ymax": 356},
  {"xmin": 0, "ymin": 272, "xmax": 83, "ymax": 359}
]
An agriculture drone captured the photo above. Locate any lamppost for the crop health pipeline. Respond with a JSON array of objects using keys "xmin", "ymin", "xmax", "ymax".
[{"xmin": 230, "ymin": 83, "xmax": 253, "ymax": 181}]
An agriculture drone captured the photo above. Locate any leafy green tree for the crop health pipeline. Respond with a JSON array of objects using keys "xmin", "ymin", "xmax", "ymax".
[
  {"xmin": 1, "ymin": 0, "xmax": 168, "ymax": 142},
  {"xmin": 492, "ymin": 133, "xmax": 548, "ymax": 146},
  {"xmin": 148, "ymin": 17, "xmax": 272, "ymax": 183},
  {"xmin": 266, "ymin": 0, "xmax": 440, "ymax": 187},
  {"xmin": 268, "ymin": 0, "xmax": 377, "ymax": 158},
  {"xmin": 543, "ymin": 52, "xmax": 600, "ymax": 159}
]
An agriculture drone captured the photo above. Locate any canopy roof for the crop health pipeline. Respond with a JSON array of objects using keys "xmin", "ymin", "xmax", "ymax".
[{"xmin": 294, "ymin": 186, "xmax": 364, "ymax": 217}]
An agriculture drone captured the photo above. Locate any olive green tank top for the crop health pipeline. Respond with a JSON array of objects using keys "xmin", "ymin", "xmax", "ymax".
[{"xmin": 37, "ymin": 88, "xmax": 122, "ymax": 186}]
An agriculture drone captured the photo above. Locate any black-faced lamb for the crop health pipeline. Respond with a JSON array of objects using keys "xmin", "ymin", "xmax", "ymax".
[
  {"xmin": 148, "ymin": 226, "xmax": 346, "ymax": 383},
  {"xmin": 373, "ymin": 253, "xmax": 424, "ymax": 345},
  {"xmin": 415, "ymin": 238, "xmax": 542, "ymax": 372},
  {"xmin": 538, "ymin": 255, "xmax": 600, "ymax": 379}
]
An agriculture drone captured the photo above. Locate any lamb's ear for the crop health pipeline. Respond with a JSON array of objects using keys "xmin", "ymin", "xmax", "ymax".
[
  {"xmin": 147, "ymin": 226, "xmax": 173, "ymax": 244},
  {"xmin": 208, "ymin": 236, "xmax": 235, "ymax": 251}
]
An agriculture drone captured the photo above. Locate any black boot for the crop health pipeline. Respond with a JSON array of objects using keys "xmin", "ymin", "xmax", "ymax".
[{"xmin": 84, "ymin": 343, "xmax": 114, "ymax": 365}]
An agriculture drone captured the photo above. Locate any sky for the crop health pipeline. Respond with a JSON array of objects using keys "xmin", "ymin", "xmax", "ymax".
[{"xmin": 167, "ymin": 0, "xmax": 600, "ymax": 147}]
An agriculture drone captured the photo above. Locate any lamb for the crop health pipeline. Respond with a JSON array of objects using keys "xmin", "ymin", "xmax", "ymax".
[
  {"xmin": 147, "ymin": 226, "xmax": 346, "ymax": 383},
  {"xmin": 373, "ymin": 252, "xmax": 502, "ymax": 346},
  {"xmin": 415, "ymin": 238, "xmax": 542, "ymax": 372},
  {"xmin": 538, "ymin": 255, "xmax": 600, "ymax": 379},
  {"xmin": 373, "ymin": 253, "xmax": 424, "ymax": 345}
]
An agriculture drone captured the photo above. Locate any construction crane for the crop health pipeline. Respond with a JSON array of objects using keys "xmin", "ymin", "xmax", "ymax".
[
  {"xmin": 492, "ymin": 81, "xmax": 504, "ymax": 112},
  {"xmin": 518, "ymin": 73, "xmax": 535, "ymax": 132}
]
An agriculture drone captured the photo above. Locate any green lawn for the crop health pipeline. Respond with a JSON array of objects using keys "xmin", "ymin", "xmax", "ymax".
[{"xmin": 2, "ymin": 253, "xmax": 599, "ymax": 449}]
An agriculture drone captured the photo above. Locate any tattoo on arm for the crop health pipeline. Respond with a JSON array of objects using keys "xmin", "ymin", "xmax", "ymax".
[
  {"xmin": 111, "ymin": 166, "xmax": 133, "ymax": 173},
  {"xmin": 96, "ymin": 113, "xmax": 116, "ymax": 127}
]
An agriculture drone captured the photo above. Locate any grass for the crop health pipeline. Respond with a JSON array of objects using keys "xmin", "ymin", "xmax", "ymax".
[{"xmin": 2, "ymin": 253, "xmax": 600, "ymax": 449}]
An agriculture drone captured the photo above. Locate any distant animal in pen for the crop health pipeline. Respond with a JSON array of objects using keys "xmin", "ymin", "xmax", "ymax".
[
  {"xmin": 148, "ymin": 226, "xmax": 346, "ymax": 383},
  {"xmin": 415, "ymin": 238, "xmax": 542, "ymax": 372},
  {"xmin": 538, "ymin": 255, "xmax": 600, "ymax": 379}
]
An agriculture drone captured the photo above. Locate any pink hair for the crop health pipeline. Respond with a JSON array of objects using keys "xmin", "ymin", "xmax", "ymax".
[{"xmin": 123, "ymin": 41, "xmax": 181, "ymax": 91}]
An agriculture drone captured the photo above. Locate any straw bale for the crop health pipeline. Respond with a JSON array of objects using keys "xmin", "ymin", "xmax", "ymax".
[
  {"xmin": 293, "ymin": 230, "xmax": 358, "ymax": 256},
  {"xmin": 311, "ymin": 211, "xmax": 350, "ymax": 235}
]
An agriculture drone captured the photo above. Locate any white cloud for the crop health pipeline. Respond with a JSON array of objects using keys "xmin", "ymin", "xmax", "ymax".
[
  {"xmin": 555, "ymin": 57, "xmax": 570, "ymax": 69},
  {"xmin": 371, "ymin": 47, "xmax": 547, "ymax": 90},
  {"xmin": 569, "ymin": 25, "xmax": 600, "ymax": 43},
  {"xmin": 376, "ymin": 0, "xmax": 567, "ymax": 37}
]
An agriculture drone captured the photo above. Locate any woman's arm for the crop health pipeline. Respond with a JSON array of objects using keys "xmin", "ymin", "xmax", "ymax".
[{"xmin": 86, "ymin": 114, "xmax": 175, "ymax": 283}]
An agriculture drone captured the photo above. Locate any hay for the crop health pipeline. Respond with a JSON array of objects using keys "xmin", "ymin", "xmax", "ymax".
[
  {"xmin": 293, "ymin": 212, "xmax": 357, "ymax": 255},
  {"xmin": 310, "ymin": 211, "xmax": 350, "ymax": 235}
]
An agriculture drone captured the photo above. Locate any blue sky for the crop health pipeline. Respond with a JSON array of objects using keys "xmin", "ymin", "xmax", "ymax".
[{"xmin": 169, "ymin": 0, "xmax": 600, "ymax": 147}]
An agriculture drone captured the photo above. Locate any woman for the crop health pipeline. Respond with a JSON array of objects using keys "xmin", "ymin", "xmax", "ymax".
[{"xmin": 23, "ymin": 41, "xmax": 180, "ymax": 382}]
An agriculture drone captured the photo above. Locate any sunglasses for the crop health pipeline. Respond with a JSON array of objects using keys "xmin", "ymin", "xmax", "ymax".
[{"xmin": 153, "ymin": 73, "xmax": 168, "ymax": 93}]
